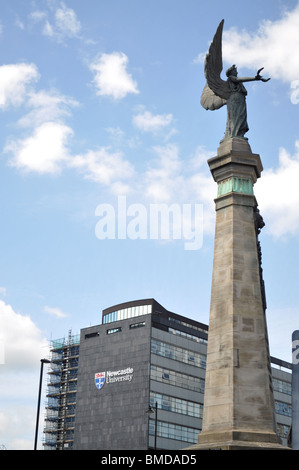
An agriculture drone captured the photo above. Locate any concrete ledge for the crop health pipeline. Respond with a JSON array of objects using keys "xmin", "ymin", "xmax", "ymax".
[
  {"xmin": 208, "ymin": 138, "xmax": 263, "ymax": 184},
  {"xmin": 214, "ymin": 192, "xmax": 257, "ymax": 211},
  {"xmin": 217, "ymin": 137, "xmax": 252, "ymax": 155},
  {"xmin": 187, "ymin": 440, "xmax": 289, "ymax": 450},
  {"xmin": 185, "ymin": 429, "xmax": 289, "ymax": 450},
  {"xmin": 197, "ymin": 429, "xmax": 281, "ymax": 444}
]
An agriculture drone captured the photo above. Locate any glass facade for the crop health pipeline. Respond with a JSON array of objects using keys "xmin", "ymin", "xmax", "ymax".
[
  {"xmin": 168, "ymin": 316, "xmax": 207, "ymax": 336},
  {"xmin": 150, "ymin": 364, "xmax": 205, "ymax": 394},
  {"xmin": 150, "ymin": 391, "xmax": 203, "ymax": 419},
  {"xmin": 275, "ymin": 401, "xmax": 292, "ymax": 418},
  {"xmin": 103, "ymin": 304, "xmax": 152, "ymax": 324},
  {"xmin": 149, "ymin": 336, "xmax": 206, "ymax": 448},
  {"xmin": 273, "ymin": 377, "xmax": 292, "ymax": 396},
  {"xmin": 149, "ymin": 419, "xmax": 201, "ymax": 445},
  {"xmin": 168, "ymin": 327, "xmax": 207, "ymax": 344},
  {"xmin": 151, "ymin": 339, "xmax": 206, "ymax": 369}
]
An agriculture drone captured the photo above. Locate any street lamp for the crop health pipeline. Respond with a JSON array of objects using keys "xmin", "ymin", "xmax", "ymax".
[
  {"xmin": 146, "ymin": 401, "xmax": 158, "ymax": 450},
  {"xmin": 34, "ymin": 358, "xmax": 50, "ymax": 450}
]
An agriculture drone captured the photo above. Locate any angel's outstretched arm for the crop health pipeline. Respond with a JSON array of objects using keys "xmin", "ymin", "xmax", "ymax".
[{"xmin": 230, "ymin": 68, "xmax": 270, "ymax": 83}]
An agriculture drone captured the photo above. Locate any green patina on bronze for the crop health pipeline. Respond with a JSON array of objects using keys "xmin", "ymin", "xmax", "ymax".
[{"xmin": 217, "ymin": 177, "xmax": 253, "ymax": 196}]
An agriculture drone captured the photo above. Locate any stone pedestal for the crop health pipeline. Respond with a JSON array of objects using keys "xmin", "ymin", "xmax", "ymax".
[{"xmin": 190, "ymin": 138, "xmax": 287, "ymax": 450}]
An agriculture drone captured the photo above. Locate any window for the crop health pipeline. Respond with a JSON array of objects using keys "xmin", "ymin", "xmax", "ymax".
[
  {"xmin": 151, "ymin": 339, "xmax": 206, "ymax": 369},
  {"xmin": 276, "ymin": 423, "xmax": 291, "ymax": 440},
  {"xmin": 150, "ymin": 365, "xmax": 205, "ymax": 394},
  {"xmin": 129, "ymin": 321, "xmax": 146, "ymax": 329},
  {"xmin": 168, "ymin": 327, "xmax": 207, "ymax": 344},
  {"xmin": 275, "ymin": 400, "xmax": 292, "ymax": 417},
  {"xmin": 107, "ymin": 327, "xmax": 122, "ymax": 335},
  {"xmin": 273, "ymin": 378, "xmax": 291, "ymax": 395},
  {"xmin": 149, "ymin": 419, "xmax": 201, "ymax": 444},
  {"xmin": 103, "ymin": 304, "xmax": 152, "ymax": 324},
  {"xmin": 150, "ymin": 392, "xmax": 203, "ymax": 419},
  {"xmin": 85, "ymin": 332, "xmax": 99, "ymax": 339}
]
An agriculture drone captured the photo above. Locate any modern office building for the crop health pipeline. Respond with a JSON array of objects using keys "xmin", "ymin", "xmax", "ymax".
[{"xmin": 43, "ymin": 299, "xmax": 292, "ymax": 450}]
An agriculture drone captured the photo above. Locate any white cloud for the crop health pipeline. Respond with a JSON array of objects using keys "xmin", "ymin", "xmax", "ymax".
[
  {"xmin": 0, "ymin": 63, "xmax": 39, "ymax": 109},
  {"xmin": 29, "ymin": 10, "xmax": 47, "ymax": 24},
  {"xmin": 1, "ymin": 60, "xmax": 135, "ymax": 188},
  {"xmin": 6, "ymin": 121, "xmax": 73, "ymax": 174},
  {"xmin": 0, "ymin": 299, "xmax": 48, "ymax": 369},
  {"xmin": 30, "ymin": 2, "xmax": 81, "ymax": 42},
  {"xmin": 0, "ymin": 299, "xmax": 49, "ymax": 449},
  {"xmin": 144, "ymin": 144, "xmax": 183, "ymax": 202},
  {"xmin": 140, "ymin": 143, "xmax": 216, "ymax": 235},
  {"xmin": 0, "ymin": 63, "xmax": 79, "ymax": 177},
  {"xmin": 141, "ymin": 139, "xmax": 299, "ymax": 239},
  {"xmin": 44, "ymin": 305, "xmax": 69, "ymax": 318},
  {"xmin": 222, "ymin": 5, "xmax": 299, "ymax": 83},
  {"xmin": 255, "ymin": 141, "xmax": 299, "ymax": 237},
  {"xmin": 143, "ymin": 144, "xmax": 214, "ymax": 201},
  {"xmin": 54, "ymin": 2, "xmax": 81, "ymax": 38},
  {"xmin": 188, "ymin": 146, "xmax": 218, "ymax": 218},
  {"xmin": 0, "ymin": 63, "xmax": 78, "ymax": 127},
  {"xmin": 188, "ymin": 172, "xmax": 216, "ymax": 234},
  {"xmin": 193, "ymin": 52, "xmax": 206, "ymax": 65},
  {"xmin": 190, "ymin": 145, "xmax": 215, "ymax": 169},
  {"xmin": 0, "ymin": 287, "xmax": 7, "ymax": 297},
  {"xmin": 18, "ymin": 89, "xmax": 79, "ymax": 128},
  {"xmin": 15, "ymin": 17, "xmax": 25, "ymax": 30},
  {"xmin": 0, "ymin": 402, "xmax": 38, "ymax": 450},
  {"xmin": 71, "ymin": 147, "xmax": 135, "ymax": 192},
  {"xmin": 133, "ymin": 110, "xmax": 174, "ymax": 133},
  {"xmin": 43, "ymin": 19, "xmax": 54, "ymax": 37},
  {"xmin": 105, "ymin": 126, "xmax": 126, "ymax": 144},
  {"xmin": 90, "ymin": 52, "xmax": 139, "ymax": 100}
]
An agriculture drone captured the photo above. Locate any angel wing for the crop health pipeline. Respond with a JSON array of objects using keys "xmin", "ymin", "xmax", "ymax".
[
  {"xmin": 200, "ymin": 19, "xmax": 231, "ymax": 111},
  {"xmin": 200, "ymin": 83, "xmax": 227, "ymax": 110}
]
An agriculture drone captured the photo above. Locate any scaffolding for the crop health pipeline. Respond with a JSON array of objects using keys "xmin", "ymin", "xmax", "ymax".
[{"xmin": 43, "ymin": 331, "xmax": 80, "ymax": 450}]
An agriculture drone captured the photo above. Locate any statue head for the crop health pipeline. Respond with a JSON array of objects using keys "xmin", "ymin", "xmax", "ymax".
[{"xmin": 226, "ymin": 65, "xmax": 237, "ymax": 77}]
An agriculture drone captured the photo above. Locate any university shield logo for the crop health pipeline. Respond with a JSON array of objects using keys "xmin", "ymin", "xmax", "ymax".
[{"xmin": 95, "ymin": 372, "xmax": 106, "ymax": 390}]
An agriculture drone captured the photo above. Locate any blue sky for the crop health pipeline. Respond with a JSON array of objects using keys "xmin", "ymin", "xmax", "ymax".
[{"xmin": 1, "ymin": 0, "xmax": 299, "ymax": 449}]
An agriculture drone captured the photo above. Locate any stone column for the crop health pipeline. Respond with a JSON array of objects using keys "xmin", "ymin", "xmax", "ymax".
[{"xmin": 193, "ymin": 138, "xmax": 285, "ymax": 449}]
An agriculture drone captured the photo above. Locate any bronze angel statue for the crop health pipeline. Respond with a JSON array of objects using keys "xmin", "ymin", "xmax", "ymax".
[{"xmin": 201, "ymin": 20, "xmax": 270, "ymax": 140}]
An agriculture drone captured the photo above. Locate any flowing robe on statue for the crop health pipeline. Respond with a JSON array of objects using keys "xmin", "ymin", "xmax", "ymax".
[{"xmin": 224, "ymin": 76, "xmax": 249, "ymax": 139}]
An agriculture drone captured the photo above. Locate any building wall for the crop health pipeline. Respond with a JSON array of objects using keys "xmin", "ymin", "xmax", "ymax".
[{"xmin": 73, "ymin": 317, "xmax": 152, "ymax": 450}]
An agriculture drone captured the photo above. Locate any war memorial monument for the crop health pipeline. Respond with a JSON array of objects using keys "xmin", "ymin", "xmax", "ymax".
[{"xmin": 190, "ymin": 20, "xmax": 287, "ymax": 450}]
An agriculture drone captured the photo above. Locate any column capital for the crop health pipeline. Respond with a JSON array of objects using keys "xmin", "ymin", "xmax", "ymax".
[{"xmin": 208, "ymin": 138, "xmax": 263, "ymax": 185}]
